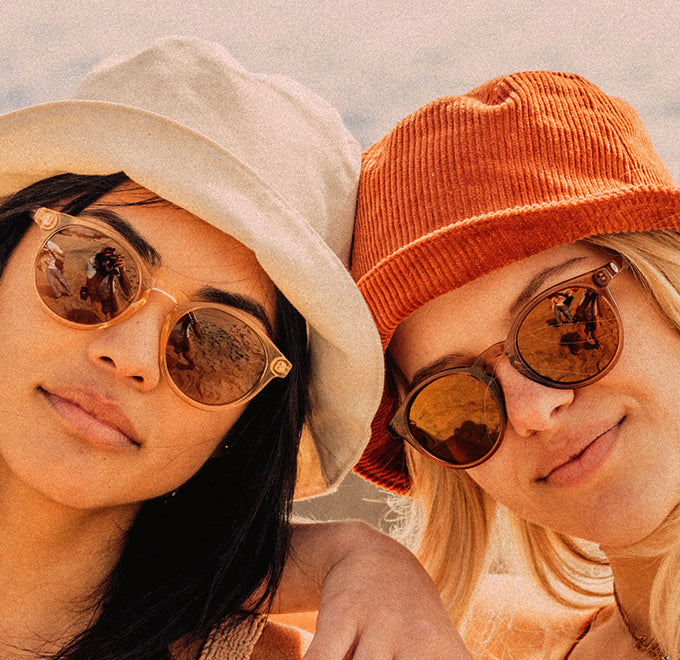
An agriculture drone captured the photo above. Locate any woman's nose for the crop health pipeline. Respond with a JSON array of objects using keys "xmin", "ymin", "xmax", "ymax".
[
  {"xmin": 494, "ymin": 358, "xmax": 574, "ymax": 437},
  {"xmin": 86, "ymin": 296, "xmax": 169, "ymax": 392}
]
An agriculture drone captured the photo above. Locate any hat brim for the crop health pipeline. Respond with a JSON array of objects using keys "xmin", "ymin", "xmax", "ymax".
[
  {"xmin": 356, "ymin": 185, "xmax": 680, "ymax": 493},
  {"xmin": 0, "ymin": 100, "xmax": 384, "ymax": 497}
]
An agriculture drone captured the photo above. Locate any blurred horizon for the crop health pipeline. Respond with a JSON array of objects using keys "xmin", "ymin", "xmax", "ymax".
[{"xmin": 2, "ymin": 1, "xmax": 680, "ymax": 174}]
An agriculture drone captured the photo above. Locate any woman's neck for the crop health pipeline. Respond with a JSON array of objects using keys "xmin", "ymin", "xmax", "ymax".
[
  {"xmin": 570, "ymin": 549, "xmax": 671, "ymax": 660},
  {"xmin": 0, "ymin": 473, "xmax": 138, "ymax": 657},
  {"xmin": 566, "ymin": 553, "xmax": 665, "ymax": 660},
  {"xmin": 606, "ymin": 553, "xmax": 658, "ymax": 641}
]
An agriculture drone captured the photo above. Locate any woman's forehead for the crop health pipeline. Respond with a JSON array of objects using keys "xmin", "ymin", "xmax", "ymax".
[{"xmin": 392, "ymin": 243, "xmax": 607, "ymax": 352}]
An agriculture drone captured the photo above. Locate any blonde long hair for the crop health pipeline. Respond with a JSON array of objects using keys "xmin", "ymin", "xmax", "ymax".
[{"xmin": 393, "ymin": 229, "xmax": 680, "ymax": 656}]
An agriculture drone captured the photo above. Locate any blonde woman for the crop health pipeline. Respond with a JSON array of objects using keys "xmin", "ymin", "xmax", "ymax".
[{"xmin": 351, "ymin": 71, "xmax": 680, "ymax": 659}]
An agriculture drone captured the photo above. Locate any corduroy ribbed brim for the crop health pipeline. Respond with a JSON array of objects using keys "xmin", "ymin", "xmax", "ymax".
[{"xmin": 351, "ymin": 70, "xmax": 680, "ymax": 493}]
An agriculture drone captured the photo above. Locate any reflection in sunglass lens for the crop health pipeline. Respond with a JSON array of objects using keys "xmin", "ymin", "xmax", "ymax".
[
  {"xmin": 165, "ymin": 308, "xmax": 267, "ymax": 406},
  {"xmin": 33, "ymin": 216, "xmax": 288, "ymax": 409},
  {"xmin": 516, "ymin": 285, "xmax": 620, "ymax": 384},
  {"xmin": 35, "ymin": 228, "xmax": 140, "ymax": 325},
  {"xmin": 408, "ymin": 373, "xmax": 502, "ymax": 465}
]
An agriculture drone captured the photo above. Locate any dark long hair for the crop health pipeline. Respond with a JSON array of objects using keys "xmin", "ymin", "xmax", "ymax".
[{"xmin": 0, "ymin": 173, "xmax": 309, "ymax": 659}]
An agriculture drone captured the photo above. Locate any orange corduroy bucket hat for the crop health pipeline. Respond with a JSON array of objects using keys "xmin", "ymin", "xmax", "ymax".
[{"xmin": 351, "ymin": 70, "xmax": 680, "ymax": 493}]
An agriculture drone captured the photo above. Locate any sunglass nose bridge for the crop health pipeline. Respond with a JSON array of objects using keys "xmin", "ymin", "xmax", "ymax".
[
  {"xmin": 473, "ymin": 341, "xmax": 505, "ymax": 374},
  {"xmin": 121, "ymin": 286, "xmax": 177, "ymax": 323},
  {"xmin": 150, "ymin": 286, "xmax": 179, "ymax": 306}
]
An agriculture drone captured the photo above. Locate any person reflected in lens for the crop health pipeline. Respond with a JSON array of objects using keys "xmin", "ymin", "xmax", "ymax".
[
  {"xmin": 352, "ymin": 71, "xmax": 680, "ymax": 659},
  {"xmin": 444, "ymin": 421, "xmax": 492, "ymax": 465},
  {"xmin": 550, "ymin": 289, "xmax": 575, "ymax": 326},
  {"xmin": 37, "ymin": 239, "xmax": 73, "ymax": 299},
  {"xmin": 83, "ymin": 245, "xmax": 131, "ymax": 319},
  {"xmin": 574, "ymin": 289, "xmax": 602, "ymax": 349},
  {"xmin": 169, "ymin": 310, "xmax": 204, "ymax": 370}
]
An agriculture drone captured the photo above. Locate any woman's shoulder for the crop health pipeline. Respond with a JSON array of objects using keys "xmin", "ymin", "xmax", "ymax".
[{"xmin": 465, "ymin": 574, "xmax": 600, "ymax": 660}]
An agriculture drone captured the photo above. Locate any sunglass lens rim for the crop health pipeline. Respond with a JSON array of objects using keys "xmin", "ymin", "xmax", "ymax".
[{"xmin": 403, "ymin": 367, "xmax": 507, "ymax": 469}]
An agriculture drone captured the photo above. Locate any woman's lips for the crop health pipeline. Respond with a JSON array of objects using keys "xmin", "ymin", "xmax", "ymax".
[
  {"xmin": 537, "ymin": 422, "xmax": 621, "ymax": 487},
  {"xmin": 40, "ymin": 386, "xmax": 141, "ymax": 449}
]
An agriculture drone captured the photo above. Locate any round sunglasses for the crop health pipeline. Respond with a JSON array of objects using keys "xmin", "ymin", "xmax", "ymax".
[
  {"xmin": 31, "ymin": 207, "xmax": 292, "ymax": 409},
  {"xmin": 389, "ymin": 259, "xmax": 627, "ymax": 469}
]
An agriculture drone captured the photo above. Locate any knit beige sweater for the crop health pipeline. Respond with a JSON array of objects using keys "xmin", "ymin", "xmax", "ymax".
[{"xmin": 199, "ymin": 617, "xmax": 311, "ymax": 659}]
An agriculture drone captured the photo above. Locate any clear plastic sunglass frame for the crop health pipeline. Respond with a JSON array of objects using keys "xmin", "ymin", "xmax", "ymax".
[
  {"xmin": 389, "ymin": 258, "xmax": 627, "ymax": 469},
  {"xmin": 31, "ymin": 207, "xmax": 292, "ymax": 410}
]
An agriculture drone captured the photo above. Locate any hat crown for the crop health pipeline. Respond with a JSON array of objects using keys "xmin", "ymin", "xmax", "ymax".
[
  {"xmin": 75, "ymin": 37, "xmax": 360, "ymax": 264},
  {"xmin": 352, "ymin": 70, "xmax": 674, "ymax": 284}
]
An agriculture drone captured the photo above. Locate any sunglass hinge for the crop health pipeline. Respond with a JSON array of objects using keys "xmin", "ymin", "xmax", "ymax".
[
  {"xmin": 31, "ymin": 208, "xmax": 60, "ymax": 231},
  {"xmin": 271, "ymin": 357, "xmax": 292, "ymax": 378}
]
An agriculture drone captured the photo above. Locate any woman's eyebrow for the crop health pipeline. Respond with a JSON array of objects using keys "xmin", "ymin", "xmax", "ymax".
[
  {"xmin": 197, "ymin": 286, "xmax": 274, "ymax": 336},
  {"xmin": 79, "ymin": 209, "xmax": 274, "ymax": 334},
  {"xmin": 79, "ymin": 209, "xmax": 162, "ymax": 267},
  {"xmin": 508, "ymin": 257, "xmax": 590, "ymax": 316},
  {"xmin": 410, "ymin": 353, "xmax": 468, "ymax": 388}
]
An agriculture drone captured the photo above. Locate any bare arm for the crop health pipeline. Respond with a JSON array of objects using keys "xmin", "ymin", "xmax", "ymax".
[{"xmin": 275, "ymin": 520, "xmax": 473, "ymax": 659}]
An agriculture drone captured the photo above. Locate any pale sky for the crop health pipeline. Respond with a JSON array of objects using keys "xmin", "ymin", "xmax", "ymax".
[{"xmin": 2, "ymin": 0, "xmax": 680, "ymax": 174}]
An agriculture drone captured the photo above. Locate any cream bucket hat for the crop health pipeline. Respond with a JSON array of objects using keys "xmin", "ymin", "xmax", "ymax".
[{"xmin": 0, "ymin": 36, "xmax": 383, "ymax": 497}]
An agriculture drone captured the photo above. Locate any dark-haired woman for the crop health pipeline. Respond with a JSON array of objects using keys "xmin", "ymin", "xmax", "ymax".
[{"xmin": 0, "ymin": 36, "xmax": 466, "ymax": 660}]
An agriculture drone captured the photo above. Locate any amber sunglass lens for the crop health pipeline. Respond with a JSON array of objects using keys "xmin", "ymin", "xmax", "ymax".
[
  {"xmin": 35, "ymin": 229, "xmax": 140, "ymax": 325},
  {"xmin": 165, "ymin": 308, "xmax": 267, "ymax": 406},
  {"xmin": 516, "ymin": 285, "xmax": 620, "ymax": 385},
  {"xmin": 407, "ymin": 373, "xmax": 502, "ymax": 466}
]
